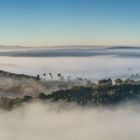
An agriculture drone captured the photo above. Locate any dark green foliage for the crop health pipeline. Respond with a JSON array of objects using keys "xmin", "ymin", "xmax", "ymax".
[
  {"xmin": 115, "ymin": 79, "xmax": 123, "ymax": 85},
  {"xmin": 45, "ymin": 83, "xmax": 140, "ymax": 105},
  {"xmin": 0, "ymin": 97, "xmax": 14, "ymax": 110},
  {"xmin": 23, "ymin": 95, "xmax": 32, "ymax": 102},
  {"xmin": 0, "ymin": 96, "xmax": 32, "ymax": 110},
  {"xmin": 46, "ymin": 86, "xmax": 93, "ymax": 105},
  {"xmin": 1, "ymin": 78, "xmax": 140, "ymax": 110},
  {"xmin": 98, "ymin": 78, "xmax": 112, "ymax": 85},
  {"xmin": 38, "ymin": 93, "xmax": 48, "ymax": 100},
  {"xmin": 36, "ymin": 75, "xmax": 40, "ymax": 80}
]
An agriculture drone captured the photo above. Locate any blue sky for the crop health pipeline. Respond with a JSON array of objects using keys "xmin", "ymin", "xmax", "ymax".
[{"xmin": 0, "ymin": 0, "xmax": 140, "ymax": 46}]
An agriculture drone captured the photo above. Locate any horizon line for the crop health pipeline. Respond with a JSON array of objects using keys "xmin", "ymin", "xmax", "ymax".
[{"xmin": 0, "ymin": 44, "xmax": 140, "ymax": 48}]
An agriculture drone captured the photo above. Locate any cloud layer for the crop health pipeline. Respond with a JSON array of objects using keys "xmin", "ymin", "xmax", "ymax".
[
  {"xmin": 0, "ymin": 46, "xmax": 140, "ymax": 58},
  {"xmin": 0, "ymin": 102, "xmax": 140, "ymax": 140}
]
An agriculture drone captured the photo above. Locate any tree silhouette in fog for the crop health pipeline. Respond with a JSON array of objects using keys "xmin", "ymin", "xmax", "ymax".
[
  {"xmin": 58, "ymin": 73, "xmax": 64, "ymax": 81},
  {"xmin": 49, "ymin": 73, "xmax": 53, "ymax": 80}
]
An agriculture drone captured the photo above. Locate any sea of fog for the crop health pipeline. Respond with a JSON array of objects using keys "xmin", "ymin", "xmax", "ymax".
[
  {"xmin": 1, "ymin": 101, "xmax": 140, "ymax": 140},
  {"xmin": 0, "ymin": 47, "xmax": 140, "ymax": 80},
  {"xmin": 0, "ymin": 46, "xmax": 140, "ymax": 140}
]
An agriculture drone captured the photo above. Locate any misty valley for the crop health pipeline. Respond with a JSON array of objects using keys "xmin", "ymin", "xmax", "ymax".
[
  {"xmin": 1, "ymin": 0, "xmax": 140, "ymax": 139},
  {"xmin": 0, "ymin": 47, "xmax": 140, "ymax": 140},
  {"xmin": 0, "ymin": 69, "xmax": 140, "ymax": 110}
]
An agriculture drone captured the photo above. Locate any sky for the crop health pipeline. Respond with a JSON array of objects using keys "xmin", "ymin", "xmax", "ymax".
[{"xmin": 0, "ymin": 0, "xmax": 140, "ymax": 47}]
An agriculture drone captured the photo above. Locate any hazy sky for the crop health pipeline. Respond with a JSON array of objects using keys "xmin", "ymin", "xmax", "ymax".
[{"xmin": 0, "ymin": 0, "xmax": 140, "ymax": 46}]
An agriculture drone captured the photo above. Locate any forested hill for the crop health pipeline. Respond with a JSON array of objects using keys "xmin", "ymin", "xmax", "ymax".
[
  {"xmin": 1, "ymin": 77, "xmax": 140, "ymax": 110},
  {"xmin": 0, "ymin": 70, "xmax": 38, "ymax": 80},
  {"xmin": 41, "ymin": 80, "xmax": 140, "ymax": 105}
]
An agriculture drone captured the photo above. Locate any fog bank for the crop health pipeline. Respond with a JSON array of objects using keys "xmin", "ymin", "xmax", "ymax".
[
  {"xmin": 0, "ymin": 102, "xmax": 140, "ymax": 140},
  {"xmin": 0, "ymin": 47, "xmax": 140, "ymax": 58}
]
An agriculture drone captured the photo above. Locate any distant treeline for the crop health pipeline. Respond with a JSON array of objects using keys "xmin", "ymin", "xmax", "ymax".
[{"xmin": 1, "ymin": 78, "xmax": 140, "ymax": 110}]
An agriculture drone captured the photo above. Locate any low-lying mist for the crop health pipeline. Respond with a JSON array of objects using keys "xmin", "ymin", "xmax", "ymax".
[
  {"xmin": 0, "ymin": 76, "xmax": 72, "ymax": 98},
  {"xmin": 1, "ymin": 101, "xmax": 140, "ymax": 140},
  {"xmin": 0, "ymin": 77, "xmax": 47, "ymax": 97}
]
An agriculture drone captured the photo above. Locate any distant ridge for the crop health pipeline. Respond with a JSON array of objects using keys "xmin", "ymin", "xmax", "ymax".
[
  {"xmin": 0, "ymin": 45, "xmax": 139, "ymax": 50},
  {"xmin": 108, "ymin": 46, "xmax": 140, "ymax": 49}
]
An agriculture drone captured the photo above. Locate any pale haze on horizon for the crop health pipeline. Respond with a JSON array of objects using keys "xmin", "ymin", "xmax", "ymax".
[{"xmin": 0, "ymin": 0, "xmax": 140, "ymax": 47}]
